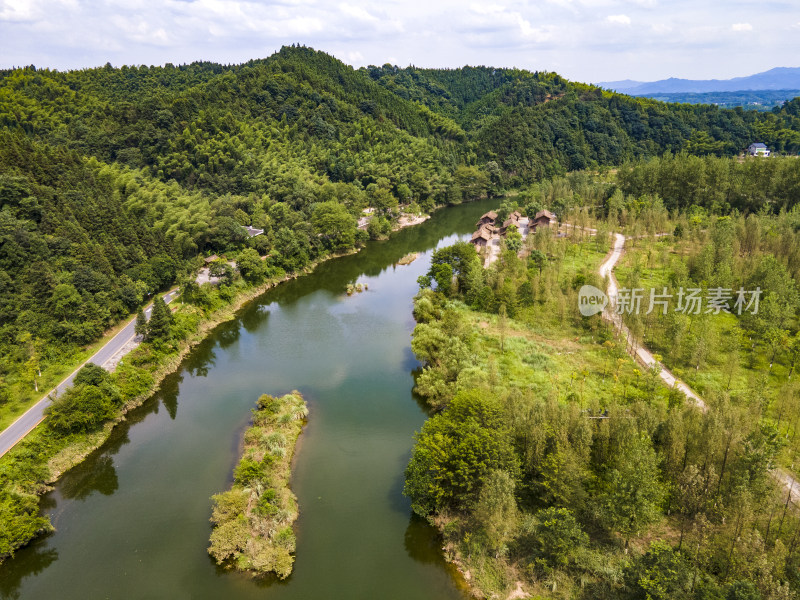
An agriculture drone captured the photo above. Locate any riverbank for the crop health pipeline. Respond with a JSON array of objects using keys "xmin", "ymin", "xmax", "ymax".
[
  {"xmin": 208, "ymin": 391, "xmax": 307, "ymax": 578},
  {"xmin": 0, "ymin": 202, "xmax": 451, "ymax": 561},
  {"xmin": 0, "ymin": 247, "xmax": 357, "ymax": 561},
  {"xmin": 2, "ymin": 194, "xmax": 503, "ymax": 600}
]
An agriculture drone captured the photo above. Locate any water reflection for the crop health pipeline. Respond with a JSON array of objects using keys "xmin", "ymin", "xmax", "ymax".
[
  {"xmin": 0, "ymin": 543, "xmax": 57, "ymax": 600},
  {"xmin": 216, "ymin": 320, "xmax": 241, "ymax": 350},
  {"xmin": 59, "ymin": 455, "xmax": 118, "ymax": 501},
  {"xmin": 404, "ymin": 513, "xmax": 445, "ymax": 565},
  {"xmin": 387, "ymin": 451, "xmax": 413, "ymax": 514},
  {"xmin": 159, "ymin": 373, "xmax": 180, "ymax": 420},
  {"xmin": 183, "ymin": 336, "xmax": 217, "ymax": 378},
  {"xmin": 240, "ymin": 305, "xmax": 270, "ymax": 334}
]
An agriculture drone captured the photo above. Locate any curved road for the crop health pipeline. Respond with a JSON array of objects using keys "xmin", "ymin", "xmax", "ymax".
[
  {"xmin": 598, "ymin": 233, "xmax": 798, "ymax": 503},
  {"xmin": 0, "ymin": 290, "xmax": 179, "ymax": 458},
  {"xmin": 600, "ymin": 233, "xmax": 706, "ymax": 410}
]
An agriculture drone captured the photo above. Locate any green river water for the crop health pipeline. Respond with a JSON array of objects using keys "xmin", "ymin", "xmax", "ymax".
[{"xmin": 1, "ymin": 199, "xmax": 497, "ymax": 600}]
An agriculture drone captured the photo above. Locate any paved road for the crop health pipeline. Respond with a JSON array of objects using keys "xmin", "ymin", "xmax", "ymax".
[
  {"xmin": 0, "ymin": 290, "xmax": 179, "ymax": 458},
  {"xmin": 598, "ymin": 233, "xmax": 798, "ymax": 503}
]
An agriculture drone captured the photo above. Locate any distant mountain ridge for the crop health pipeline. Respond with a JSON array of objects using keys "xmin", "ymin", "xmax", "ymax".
[{"xmin": 600, "ymin": 67, "xmax": 800, "ymax": 94}]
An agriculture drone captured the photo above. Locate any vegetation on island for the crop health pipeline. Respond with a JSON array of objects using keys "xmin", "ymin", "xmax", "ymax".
[
  {"xmin": 405, "ymin": 158, "xmax": 800, "ymax": 599},
  {"xmin": 208, "ymin": 391, "xmax": 307, "ymax": 578}
]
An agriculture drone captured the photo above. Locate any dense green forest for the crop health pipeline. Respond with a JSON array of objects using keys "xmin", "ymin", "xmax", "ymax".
[
  {"xmin": 405, "ymin": 159, "xmax": 800, "ymax": 598},
  {"xmin": 365, "ymin": 65, "xmax": 800, "ymax": 180},
  {"xmin": 0, "ymin": 46, "xmax": 492, "ymax": 413},
  {"xmin": 2, "ymin": 47, "xmax": 800, "ymax": 411}
]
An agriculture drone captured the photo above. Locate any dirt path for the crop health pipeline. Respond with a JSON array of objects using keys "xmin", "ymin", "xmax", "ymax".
[
  {"xmin": 600, "ymin": 233, "xmax": 707, "ymax": 411},
  {"xmin": 598, "ymin": 231, "xmax": 798, "ymax": 503}
]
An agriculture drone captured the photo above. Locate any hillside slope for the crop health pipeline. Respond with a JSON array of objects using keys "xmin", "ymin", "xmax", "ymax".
[{"xmin": 1, "ymin": 45, "xmax": 800, "ymax": 405}]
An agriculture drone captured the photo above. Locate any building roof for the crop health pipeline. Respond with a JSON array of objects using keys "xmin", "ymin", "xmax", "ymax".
[
  {"xmin": 471, "ymin": 228, "xmax": 492, "ymax": 242},
  {"xmin": 204, "ymin": 254, "xmax": 219, "ymax": 263},
  {"xmin": 534, "ymin": 209, "xmax": 557, "ymax": 221},
  {"xmin": 243, "ymin": 226, "xmax": 264, "ymax": 237},
  {"xmin": 750, "ymin": 142, "xmax": 768, "ymax": 149},
  {"xmin": 479, "ymin": 211, "xmax": 498, "ymax": 221}
]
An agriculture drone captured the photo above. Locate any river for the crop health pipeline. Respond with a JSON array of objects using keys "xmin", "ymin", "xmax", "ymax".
[{"xmin": 1, "ymin": 199, "xmax": 497, "ymax": 600}]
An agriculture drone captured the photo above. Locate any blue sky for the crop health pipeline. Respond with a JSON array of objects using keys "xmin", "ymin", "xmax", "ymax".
[{"xmin": 1, "ymin": 0, "xmax": 798, "ymax": 83}]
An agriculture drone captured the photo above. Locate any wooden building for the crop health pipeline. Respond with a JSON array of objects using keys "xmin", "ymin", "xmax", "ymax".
[
  {"xmin": 500, "ymin": 210, "xmax": 523, "ymax": 233},
  {"xmin": 476, "ymin": 211, "xmax": 498, "ymax": 228},
  {"xmin": 532, "ymin": 209, "xmax": 557, "ymax": 229},
  {"xmin": 470, "ymin": 226, "xmax": 492, "ymax": 248}
]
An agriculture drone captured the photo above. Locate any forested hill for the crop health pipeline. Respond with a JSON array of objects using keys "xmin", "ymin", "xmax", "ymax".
[
  {"xmin": 1, "ymin": 45, "xmax": 800, "ymax": 407},
  {"xmin": 0, "ymin": 46, "xmax": 481, "ymax": 407},
  {"xmin": 364, "ymin": 63, "xmax": 800, "ymax": 181}
]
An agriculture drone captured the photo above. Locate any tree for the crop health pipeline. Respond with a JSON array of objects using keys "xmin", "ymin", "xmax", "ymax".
[
  {"xmin": 425, "ymin": 242, "xmax": 482, "ymax": 297},
  {"xmin": 46, "ymin": 385, "xmax": 117, "ymax": 434},
  {"xmin": 529, "ymin": 249, "xmax": 547, "ymax": 274},
  {"xmin": 74, "ymin": 363, "xmax": 110, "ymax": 387},
  {"xmin": 404, "ymin": 390, "xmax": 518, "ymax": 516},
  {"xmin": 623, "ymin": 541, "xmax": 692, "ymax": 600},
  {"xmin": 472, "ymin": 469, "xmax": 518, "ymax": 556},
  {"xmin": 725, "ymin": 581, "xmax": 762, "ymax": 600},
  {"xmin": 429, "ymin": 263, "xmax": 454, "ymax": 294},
  {"xmin": 504, "ymin": 225, "xmax": 522, "ymax": 253},
  {"xmin": 598, "ymin": 434, "xmax": 665, "ymax": 546},
  {"xmin": 312, "ymin": 201, "xmax": 357, "ymax": 252},
  {"xmin": 145, "ymin": 296, "xmax": 172, "ymax": 342},
  {"xmin": 209, "ymin": 260, "xmax": 235, "ymax": 286},
  {"xmin": 498, "ymin": 303, "xmax": 507, "ymax": 354},
  {"xmin": 369, "ymin": 185, "xmax": 398, "ymax": 216},
  {"xmin": 49, "ymin": 283, "xmax": 82, "ymax": 321},
  {"xmin": 236, "ymin": 248, "xmax": 267, "ymax": 283},
  {"xmin": 135, "ymin": 308, "xmax": 148, "ymax": 338},
  {"xmin": 453, "ymin": 165, "xmax": 489, "ymax": 201},
  {"xmin": 0, "ymin": 379, "xmax": 10, "ymax": 405},
  {"xmin": 520, "ymin": 507, "xmax": 588, "ymax": 570}
]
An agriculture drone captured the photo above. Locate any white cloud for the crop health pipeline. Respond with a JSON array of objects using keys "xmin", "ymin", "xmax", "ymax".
[
  {"xmin": 339, "ymin": 4, "xmax": 379, "ymax": 22},
  {"xmin": 0, "ymin": 0, "xmax": 794, "ymax": 83},
  {"xmin": 469, "ymin": 3, "xmax": 507, "ymax": 15},
  {"xmin": 458, "ymin": 4, "xmax": 556, "ymax": 45},
  {"xmin": 0, "ymin": 0, "xmax": 41, "ymax": 21},
  {"xmin": 346, "ymin": 50, "xmax": 364, "ymax": 63},
  {"xmin": 110, "ymin": 15, "xmax": 172, "ymax": 46},
  {"xmin": 606, "ymin": 14, "xmax": 631, "ymax": 25}
]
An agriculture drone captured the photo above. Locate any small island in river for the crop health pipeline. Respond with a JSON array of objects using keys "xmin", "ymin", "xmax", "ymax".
[{"xmin": 208, "ymin": 391, "xmax": 308, "ymax": 578}]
